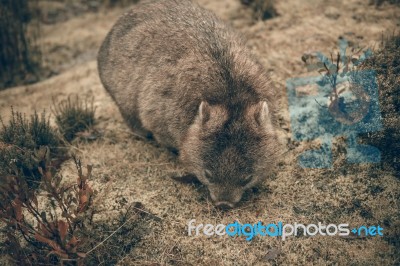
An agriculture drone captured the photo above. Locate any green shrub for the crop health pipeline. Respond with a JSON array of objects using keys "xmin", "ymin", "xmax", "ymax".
[
  {"xmin": 53, "ymin": 95, "xmax": 96, "ymax": 142},
  {"xmin": 0, "ymin": 156, "xmax": 94, "ymax": 265},
  {"xmin": 241, "ymin": 0, "xmax": 278, "ymax": 20},
  {"xmin": 0, "ymin": 106, "xmax": 141, "ymax": 265},
  {"xmin": 0, "ymin": 108, "xmax": 60, "ymax": 187},
  {"xmin": 0, "ymin": 154, "xmax": 146, "ymax": 265},
  {"xmin": 0, "ymin": 108, "xmax": 59, "ymax": 150}
]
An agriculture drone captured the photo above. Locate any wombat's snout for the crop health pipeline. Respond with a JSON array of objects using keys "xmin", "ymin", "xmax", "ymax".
[
  {"xmin": 214, "ymin": 201, "xmax": 235, "ymax": 210},
  {"xmin": 209, "ymin": 187, "xmax": 243, "ymax": 209}
]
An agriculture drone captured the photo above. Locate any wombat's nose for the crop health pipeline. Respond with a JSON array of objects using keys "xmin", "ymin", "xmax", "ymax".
[{"xmin": 215, "ymin": 201, "xmax": 234, "ymax": 210}]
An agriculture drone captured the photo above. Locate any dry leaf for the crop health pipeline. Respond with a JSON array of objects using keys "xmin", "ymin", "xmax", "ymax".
[
  {"xmin": 77, "ymin": 252, "xmax": 86, "ymax": 258},
  {"xmin": 80, "ymin": 194, "xmax": 88, "ymax": 205},
  {"xmin": 58, "ymin": 220, "xmax": 68, "ymax": 243},
  {"xmin": 13, "ymin": 200, "xmax": 23, "ymax": 221},
  {"xmin": 68, "ymin": 236, "xmax": 78, "ymax": 246},
  {"xmin": 35, "ymin": 233, "xmax": 63, "ymax": 253},
  {"xmin": 47, "ymin": 250, "xmax": 69, "ymax": 259}
]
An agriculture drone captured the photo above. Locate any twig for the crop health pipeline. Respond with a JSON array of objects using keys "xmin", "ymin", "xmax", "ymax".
[
  {"xmin": 84, "ymin": 205, "xmax": 162, "ymax": 256},
  {"xmin": 314, "ymin": 98, "xmax": 327, "ymax": 108},
  {"xmin": 84, "ymin": 213, "xmax": 135, "ymax": 256}
]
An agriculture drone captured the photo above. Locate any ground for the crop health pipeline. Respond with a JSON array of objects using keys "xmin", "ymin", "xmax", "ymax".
[{"xmin": 0, "ymin": 0, "xmax": 399, "ymax": 265}]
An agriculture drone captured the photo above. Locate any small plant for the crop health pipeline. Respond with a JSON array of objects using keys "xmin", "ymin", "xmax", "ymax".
[
  {"xmin": 0, "ymin": 106, "xmax": 144, "ymax": 264},
  {"xmin": 0, "ymin": 154, "xmax": 94, "ymax": 265},
  {"xmin": 0, "ymin": 108, "xmax": 61, "ymax": 188},
  {"xmin": 301, "ymin": 41, "xmax": 373, "ymax": 125},
  {"xmin": 0, "ymin": 151, "xmax": 148, "ymax": 265},
  {"xmin": 0, "ymin": 108, "xmax": 59, "ymax": 151},
  {"xmin": 297, "ymin": 34, "xmax": 399, "ymax": 172},
  {"xmin": 241, "ymin": 0, "xmax": 278, "ymax": 21},
  {"xmin": 53, "ymin": 95, "xmax": 96, "ymax": 142}
]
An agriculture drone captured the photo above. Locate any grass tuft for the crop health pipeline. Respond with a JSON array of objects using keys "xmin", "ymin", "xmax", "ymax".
[
  {"xmin": 0, "ymin": 107, "xmax": 59, "ymax": 151},
  {"xmin": 241, "ymin": 0, "xmax": 278, "ymax": 21},
  {"xmin": 0, "ymin": 108, "xmax": 60, "ymax": 188},
  {"xmin": 53, "ymin": 95, "xmax": 96, "ymax": 142}
]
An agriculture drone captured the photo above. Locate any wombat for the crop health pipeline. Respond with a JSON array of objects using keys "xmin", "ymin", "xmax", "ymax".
[{"xmin": 98, "ymin": 0, "xmax": 279, "ymax": 208}]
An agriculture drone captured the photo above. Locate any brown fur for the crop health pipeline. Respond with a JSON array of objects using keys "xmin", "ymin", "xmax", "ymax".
[{"xmin": 98, "ymin": 0, "xmax": 280, "ymax": 208}]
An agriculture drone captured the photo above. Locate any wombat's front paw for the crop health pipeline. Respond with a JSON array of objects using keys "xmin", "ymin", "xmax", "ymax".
[
  {"xmin": 130, "ymin": 127, "xmax": 153, "ymax": 140},
  {"xmin": 170, "ymin": 173, "xmax": 200, "ymax": 184}
]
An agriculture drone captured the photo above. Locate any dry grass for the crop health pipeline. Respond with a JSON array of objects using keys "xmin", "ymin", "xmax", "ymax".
[
  {"xmin": 358, "ymin": 33, "xmax": 400, "ymax": 178},
  {"xmin": 53, "ymin": 95, "xmax": 96, "ymax": 142},
  {"xmin": 0, "ymin": 0, "xmax": 399, "ymax": 265}
]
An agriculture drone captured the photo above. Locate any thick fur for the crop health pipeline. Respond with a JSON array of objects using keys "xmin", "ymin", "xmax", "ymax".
[{"xmin": 98, "ymin": 0, "xmax": 279, "ymax": 207}]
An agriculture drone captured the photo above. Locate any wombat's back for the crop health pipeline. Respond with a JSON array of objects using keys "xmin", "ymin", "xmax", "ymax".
[{"xmin": 98, "ymin": 0, "xmax": 274, "ymax": 148}]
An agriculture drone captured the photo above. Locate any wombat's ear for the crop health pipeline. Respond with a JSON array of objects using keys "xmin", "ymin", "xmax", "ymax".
[
  {"xmin": 199, "ymin": 101, "xmax": 210, "ymax": 124},
  {"xmin": 255, "ymin": 101, "xmax": 270, "ymax": 126}
]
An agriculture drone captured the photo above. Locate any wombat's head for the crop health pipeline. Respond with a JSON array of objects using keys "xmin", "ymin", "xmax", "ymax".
[{"xmin": 181, "ymin": 101, "xmax": 278, "ymax": 209}]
